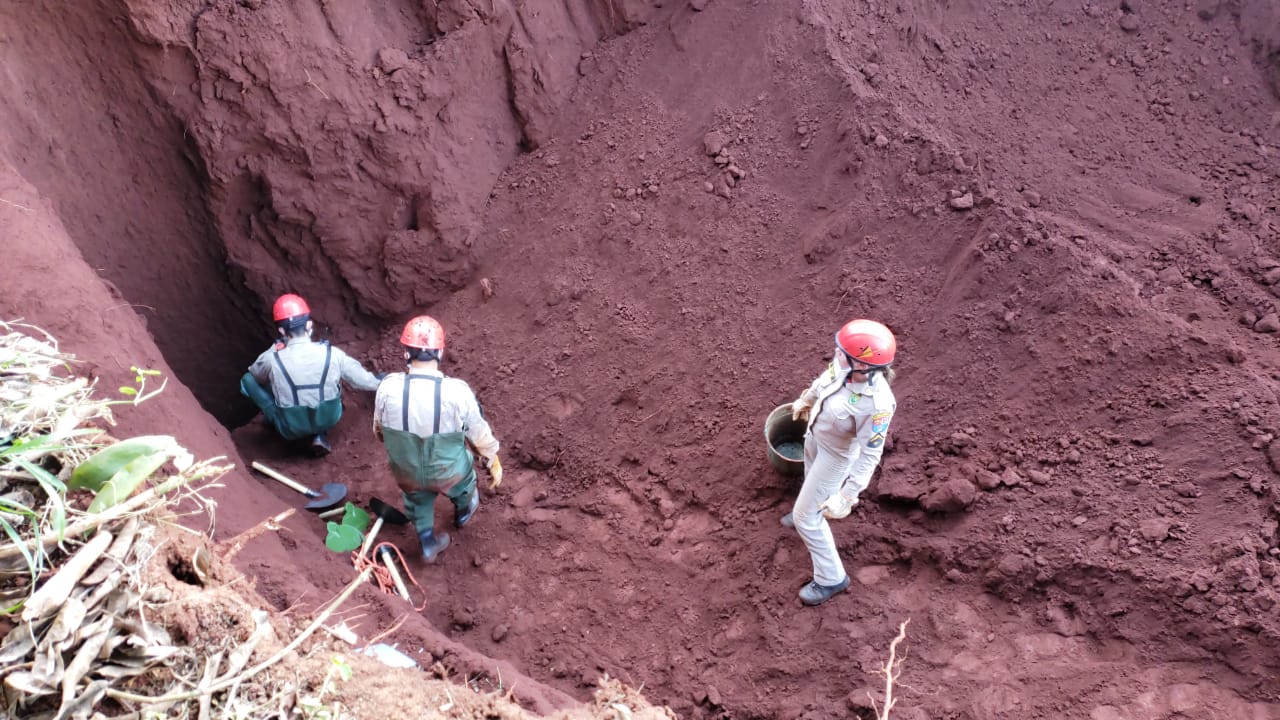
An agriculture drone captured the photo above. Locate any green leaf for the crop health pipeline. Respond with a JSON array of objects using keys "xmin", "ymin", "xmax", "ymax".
[
  {"xmin": 13, "ymin": 458, "xmax": 66, "ymax": 537},
  {"xmin": 119, "ymin": 386, "xmax": 137, "ymax": 396},
  {"xmin": 70, "ymin": 436, "xmax": 176, "ymax": 492},
  {"xmin": 331, "ymin": 655, "xmax": 353, "ymax": 682},
  {"xmin": 340, "ymin": 503, "xmax": 370, "ymax": 532},
  {"xmin": 87, "ymin": 451, "xmax": 170, "ymax": 513},
  {"xmin": 0, "ymin": 515, "xmax": 38, "ymax": 612},
  {"xmin": 0, "ymin": 498, "xmax": 35, "ymax": 516},
  {"xmin": 324, "ymin": 522, "xmax": 363, "ymax": 553}
]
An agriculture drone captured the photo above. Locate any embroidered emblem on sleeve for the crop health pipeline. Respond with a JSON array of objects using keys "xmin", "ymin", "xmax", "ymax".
[
  {"xmin": 871, "ymin": 411, "xmax": 892, "ymax": 434},
  {"xmin": 867, "ymin": 433, "xmax": 885, "ymax": 449}
]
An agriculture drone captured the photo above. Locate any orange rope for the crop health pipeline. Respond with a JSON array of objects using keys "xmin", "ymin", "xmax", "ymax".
[{"xmin": 351, "ymin": 541, "xmax": 428, "ymax": 612}]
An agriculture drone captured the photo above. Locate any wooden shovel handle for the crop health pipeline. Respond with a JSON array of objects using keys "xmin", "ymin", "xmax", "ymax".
[
  {"xmin": 251, "ymin": 461, "xmax": 316, "ymax": 497},
  {"xmin": 379, "ymin": 549, "xmax": 411, "ymax": 601},
  {"xmin": 359, "ymin": 517, "xmax": 385, "ymax": 558}
]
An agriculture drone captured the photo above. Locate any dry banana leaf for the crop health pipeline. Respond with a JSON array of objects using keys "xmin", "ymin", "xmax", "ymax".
[
  {"xmin": 52, "ymin": 679, "xmax": 107, "ymax": 720},
  {"xmin": 116, "ymin": 638, "xmax": 178, "ymax": 663},
  {"xmin": 21, "ymin": 530, "xmax": 112, "ymax": 623},
  {"xmin": 79, "ymin": 518, "xmax": 138, "ymax": 587},
  {"xmin": 5, "ymin": 670, "xmax": 56, "ymax": 698},
  {"xmin": 59, "ymin": 623, "xmax": 111, "ymax": 713},
  {"xmin": 76, "ymin": 570, "xmax": 122, "ymax": 617},
  {"xmin": 44, "ymin": 597, "xmax": 87, "ymax": 646},
  {"xmin": 111, "ymin": 616, "xmax": 169, "ymax": 646},
  {"xmin": 92, "ymin": 663, "xmax": 149, "ymax": 680},
  {"xmin": 0, "ymin": 623, "xmax": 36, "ymax": 664},
  {"xmin": 30, "ymin": 644, "xmax": 64, "ymax": 690}
]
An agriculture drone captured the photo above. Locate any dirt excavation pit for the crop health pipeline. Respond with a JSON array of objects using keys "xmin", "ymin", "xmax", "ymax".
[{"xmin": 4, "ymin": 1, "xmax": 1280, "ymax": 718}]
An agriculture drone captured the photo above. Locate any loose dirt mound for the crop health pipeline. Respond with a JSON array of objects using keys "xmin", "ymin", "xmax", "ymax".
[{"xmin": 4, "ymin": 0, "xmax": 1280, "ymax": 719}]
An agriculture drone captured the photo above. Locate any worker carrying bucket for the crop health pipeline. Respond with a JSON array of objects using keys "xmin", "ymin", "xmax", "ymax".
[
  {"xmin": 778, "ymin": 319, "xmax": 898, "ymax": 607},
  {"xmin": 373, "ymin": 315, "xmax": 503, "ymax": 563}
]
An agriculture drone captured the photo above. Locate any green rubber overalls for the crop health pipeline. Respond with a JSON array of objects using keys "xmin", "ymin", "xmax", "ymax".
[{"xmin": 380, "ymin": 374, "xmax": 476, "ymax": 534}]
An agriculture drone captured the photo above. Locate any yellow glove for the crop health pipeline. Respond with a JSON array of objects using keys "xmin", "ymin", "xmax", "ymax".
[
  {"xmin": 791, "ymin": 398, "xmax": 812, "ymax": 423},
  {"xmin": 486, "ymin": 454, "xmax": 504, "ymax": 490}
]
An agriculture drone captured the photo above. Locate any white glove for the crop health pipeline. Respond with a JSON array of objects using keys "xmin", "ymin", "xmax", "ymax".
[
  {"xmin": 791, "ymin": 397, "xmax": 813, "ymax": 422},
  {"xmin": 819, "ymin": 490, "xmax": 858, "ymax": 520}
]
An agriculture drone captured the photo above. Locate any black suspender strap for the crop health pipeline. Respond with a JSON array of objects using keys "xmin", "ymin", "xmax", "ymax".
[
  {"xmin": 271, "ymin": 351, "xmax": 300, "ymax": 405},
  {"xmin": 403, "ymin": 374, "xmax": 443, "ymax": 434},
  {"xmin": 316, "ymin": 344, "xmax": 332, "ymax": 402},
  {"xmin": 400, "ymin": 373, "xmax": 411, "ymax": 432},
  {"xmin": 272, "ymin": 342, "xmax": 333, "ymax": 405},
  {"xmin": 433, "ymin": 377, "xmax": 442, "ymax": 436}
]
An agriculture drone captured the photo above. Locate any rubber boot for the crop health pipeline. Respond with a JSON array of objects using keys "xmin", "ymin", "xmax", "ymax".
[
  {"xmin": 455, "ymin": 491, "xmax": 479, "ymax": 529},
  {"xmin": 418, "ymin": 529, "xmax": 451, "ymax": 563},
  {"xmin": 798, "ymin": 576, "xmax": 851, "ymax": 606},
  {"xmin": 310, "ymin": 432, "xmax": 332, "ymax": 457}
]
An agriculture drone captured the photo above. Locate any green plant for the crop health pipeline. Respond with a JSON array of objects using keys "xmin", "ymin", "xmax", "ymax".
[
  {"xmin": 323, "ymin": 502, "xmax": 369, "ymax": 552},
  {"xmin": 69, "ymin": 435, "xmax": 194, "ymax": 512},
  {"xmin": 115, "ymin": 366, "xmax": 167, "ymax": 404},
  {"xmin": 297, "ymin": 655, "xmax": 354, "ymax": 720}
]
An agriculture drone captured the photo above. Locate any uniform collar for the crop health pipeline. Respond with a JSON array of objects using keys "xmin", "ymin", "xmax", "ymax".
[{"xmin": 285, "ymin": 336, "xmax": 314, "ymax": 347}]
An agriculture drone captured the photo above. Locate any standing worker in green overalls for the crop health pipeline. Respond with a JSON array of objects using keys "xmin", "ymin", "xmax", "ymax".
[
  {"xmin": 373, "ymin": 315, "xmax": 503, "ymax": 562},
  {"xmin": 240, "ymin": 294, "xmax": 382, "ymax": 456}
]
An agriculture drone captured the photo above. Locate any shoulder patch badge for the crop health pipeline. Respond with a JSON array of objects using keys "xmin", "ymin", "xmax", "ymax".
[
  {"xmin": 867, "ymin": 433, "xmax": 885, "ymax": 449},
  {"xmin": 870, "ymin": 411, "xmax": 892, "ymax": 434}
]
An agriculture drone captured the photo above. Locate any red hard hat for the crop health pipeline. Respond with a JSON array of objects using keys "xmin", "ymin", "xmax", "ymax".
[
  {"xmin": 835, "ymin": 319, "xmax": 896, "ymax": 366},
  {"xmin": 400, "ymin": 315, "xmax": 445, "ymax": 351},
  {"xmin": 272, "ymin": 294, "xmax": 311, "ymax": 322}
]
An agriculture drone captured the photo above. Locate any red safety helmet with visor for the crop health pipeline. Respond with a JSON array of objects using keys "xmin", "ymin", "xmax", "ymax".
[{"xmin": 835, "ymin": 319, "xmax": 896, "ymax": 368}]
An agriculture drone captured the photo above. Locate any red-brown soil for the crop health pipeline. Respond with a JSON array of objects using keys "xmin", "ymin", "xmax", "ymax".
[{"xmin": 4, "ymin": 1, "xmax": 1280, "ymax": 719}]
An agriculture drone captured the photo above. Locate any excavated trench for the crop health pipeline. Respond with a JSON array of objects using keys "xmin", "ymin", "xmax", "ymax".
[
  {"xmin": 0, "ymin": 0, "xmax": 265, "ymax": 426},
  {"xmin": 5, "ymin": 1, "xmax": 1280, "ymax": 718}
]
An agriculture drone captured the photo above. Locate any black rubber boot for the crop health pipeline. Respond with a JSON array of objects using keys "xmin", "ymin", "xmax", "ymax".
[
  {"xmin": 455, "ymin": 491, "xmax": 479, "ymax": 529},
  {"xmin": 310, "ymin": 433, "xmax": 332, "ymax": 457},
  {"xmin": 798, "ymin": 576, "xmax": 851, "ymax": 606},
  {"xmin": 418, "ymin": 529, "xmax": 451, "ymax": 563}
]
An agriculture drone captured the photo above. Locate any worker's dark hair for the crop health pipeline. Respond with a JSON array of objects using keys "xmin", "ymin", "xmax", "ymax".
[
  {"xmin": 405, "ymin": 346, "xmax": 440, "ymax": 362},
  {"xmin": 277, "ymin": 314, "xmax": 311, "ymax": 338}
]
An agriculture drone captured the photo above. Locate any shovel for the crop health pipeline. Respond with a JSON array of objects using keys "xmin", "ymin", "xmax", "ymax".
[
  {"xmin": 359, "ymin": 497, "xmax": 410, "ymax": 557},
  {"xmin": 251, "ymin": 461, "xmax": 347, "ymax": 512},
  {"xmin": 361, "ymin": 498, "xmax": 413, "ymax": 601},
  {"xmin": 377, "ymin": 546, "xmax": 412, "ymax": 602}
]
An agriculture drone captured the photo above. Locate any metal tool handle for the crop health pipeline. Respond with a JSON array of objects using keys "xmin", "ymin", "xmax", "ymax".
[
  {"xmin": 378, "ymin": 548, "xmax": 411, "ymax": 601},
  {"xmin": 359, "ymin": 517, "xmax": 385, "ymax": 558},
  {"xmin": 251, "ymin": 461, "xmax": 317, "ymax": 497}
]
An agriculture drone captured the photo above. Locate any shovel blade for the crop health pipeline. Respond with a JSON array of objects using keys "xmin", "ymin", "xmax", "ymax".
[
  {"xmin": 369, "ymin": 496, "xmax": 410, "ymax": 525},
  {"xmin": 304, "ymin": 483, "xmax": 348, "ymax": 512}
]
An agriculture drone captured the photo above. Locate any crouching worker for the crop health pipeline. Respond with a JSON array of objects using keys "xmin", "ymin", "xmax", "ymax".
[
  {"xmin": 374, "ymin": 315, "xmax": 503, "ymax": 562},
  {"xmin": 240, "ymin": 294, "xmax": 382, "ymax": 456}
]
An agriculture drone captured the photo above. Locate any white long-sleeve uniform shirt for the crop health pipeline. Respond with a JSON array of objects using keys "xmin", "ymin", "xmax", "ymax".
[
  {"xmin": 798, "ymin": 361, "xmax": 896, "ymax": 491},
  {"xmin": 248, "ymin": 337, "xmax": 380, "ymax": 408},
  {"xmin": 373, "ymin": 369, "xmax": 500, "ymax": 459}
]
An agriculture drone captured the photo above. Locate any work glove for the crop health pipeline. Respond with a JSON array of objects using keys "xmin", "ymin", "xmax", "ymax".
[
  {"xmin": 791, "ymin": 397, "xmax": 813, "ymax": 423},
  {"xmin": 819, "ymin": 490, "xmax": 858, "ymax": 520},
  {"xmin": 485, "ymin": 454, "xmax": 504, "ymax": 491}
]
